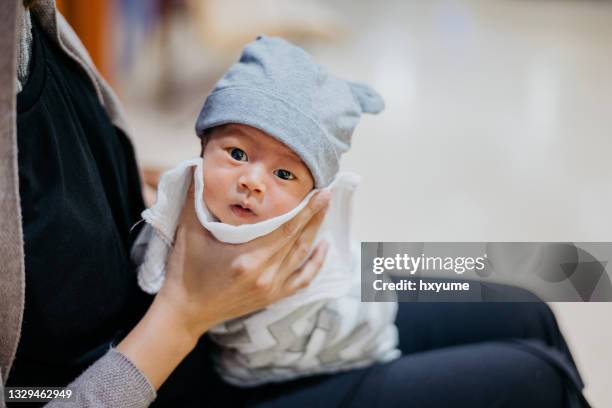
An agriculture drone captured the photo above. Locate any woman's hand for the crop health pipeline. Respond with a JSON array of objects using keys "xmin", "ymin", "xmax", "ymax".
[
  {"xmin": 117, "ymin": 182, "xmax": 330, "ymax": 389},
  {"xmin": 159, "ymin": 182, "xmax": 331, "ymax": 339}
]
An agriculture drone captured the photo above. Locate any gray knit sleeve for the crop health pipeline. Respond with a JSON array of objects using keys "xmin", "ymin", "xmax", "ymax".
[{"xmin": 45, "ymin": 348, "xmax": 156, "ymax": 408}]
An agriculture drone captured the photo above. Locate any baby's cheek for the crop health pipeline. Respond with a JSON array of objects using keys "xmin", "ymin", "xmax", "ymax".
[
  {"xmin": 203, "ymin": 182, "xmax": 222, "ymax": 216},
  {"xmin": 267, "ymin": 189, "xmax": 307, "ymax": 218}
]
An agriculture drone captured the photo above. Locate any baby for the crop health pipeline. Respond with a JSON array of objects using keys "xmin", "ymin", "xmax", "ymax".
[{"xmin": 133, "ymin": 35, "xmax": 399, "ymax": 386}]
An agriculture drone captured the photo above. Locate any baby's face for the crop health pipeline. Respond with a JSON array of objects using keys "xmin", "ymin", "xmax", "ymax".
[{"xmin": 202, "ymin": 124, "xmax": 314, "ymax": 226}]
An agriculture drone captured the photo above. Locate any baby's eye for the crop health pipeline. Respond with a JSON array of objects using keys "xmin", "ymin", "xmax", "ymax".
[
  {"xmin": 274, "ymin": 169, "xmax": 295, "ymax": 180},
  {"xmin": 229, "ymin": 148, "xmax": 248, "ymax": 162}
]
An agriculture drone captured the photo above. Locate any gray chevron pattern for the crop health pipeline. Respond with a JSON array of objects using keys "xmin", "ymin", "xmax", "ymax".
[{"xmin": 209, "ymin": 297, "xmax": 399, "ymax": 386}]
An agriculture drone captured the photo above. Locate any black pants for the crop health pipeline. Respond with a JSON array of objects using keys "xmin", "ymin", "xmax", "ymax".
[
  {"xmin": 242, "ymin": 302, "xmax": 588, "ymax": 407},
  {"xmin": 155, "ymin": 287, "xmax": 589, "ymax": 408}
]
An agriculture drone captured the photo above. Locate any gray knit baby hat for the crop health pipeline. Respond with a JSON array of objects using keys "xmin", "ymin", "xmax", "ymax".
[{"xmin": 195, "ymin": 35, "xmax": 384, "ymax": 188}]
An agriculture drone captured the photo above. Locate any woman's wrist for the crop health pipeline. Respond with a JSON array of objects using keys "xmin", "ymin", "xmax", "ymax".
[
  {"xmin": 154, "ymin": 284, "xmax": 217, "ymax": 342},
  {"xmin": 116, "ymin": 293, "xmax": 204, "ymax": 390}
]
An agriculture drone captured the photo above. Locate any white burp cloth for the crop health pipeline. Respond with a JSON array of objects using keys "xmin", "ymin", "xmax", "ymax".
[{"xmin": 134, "ymin": 157, "xmax": 361, "ymax": 311}]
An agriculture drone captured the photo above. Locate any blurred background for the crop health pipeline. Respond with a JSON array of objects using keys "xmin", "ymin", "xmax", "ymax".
[{"xmin": 57, "ymin": 0, "xmax": 611, "ymax": 405}]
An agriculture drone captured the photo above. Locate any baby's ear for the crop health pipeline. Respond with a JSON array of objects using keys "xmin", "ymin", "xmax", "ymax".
[{"xmin": 348, "ymin": 81, "xmax": 385, "ymax": 114}]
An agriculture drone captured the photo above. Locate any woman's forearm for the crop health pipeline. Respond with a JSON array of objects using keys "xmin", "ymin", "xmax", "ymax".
[{"xmin": 116, "ymin": 295, "xmax": 209, "ymax": 390}]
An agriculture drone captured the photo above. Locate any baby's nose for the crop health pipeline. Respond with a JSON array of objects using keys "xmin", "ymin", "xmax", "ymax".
[
  {"xmin": 239, "ymin": 169, "xmax": 266, "ymax": 194},
  {"xmin": 241, "ymin": 180, "xmax": 264, "ymax": 194}
]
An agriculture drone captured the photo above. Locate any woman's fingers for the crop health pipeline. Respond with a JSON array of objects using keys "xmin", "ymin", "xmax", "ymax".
[
  {"xmin": 283, "ymin": 241, "xmax": 330, "ymax": 294},
  {"xmin": 276, "ymin": 202, "xmax": 329, "ymax": 281},
  {"xmin": 245, "ymin": 190, "xmax": 331, "ymax": 259},
  {"xmin": 255, "ymin": 192, "xmax": 330, "ymax": 287},
  {"xmin": 174, "ymin": 178, "xmax": 331, "ymax": 302}
]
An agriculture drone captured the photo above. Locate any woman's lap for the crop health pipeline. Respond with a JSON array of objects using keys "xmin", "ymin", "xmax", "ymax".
[
  {"xmin": 164, "ymin": 283, "xmax": 584, "ymax": 407},
  {"xmin": 244, "ymin": 284, "xmax": 586, "ymax": 407},
  {"xmin": 349, "ymin": 341, "xmax": 566, "ymax": 408},
  {"xmin": 395, "ymin": 296, "xmax": 571, "ymax": 357},
  {"xmin": 245, "ymin": 342, "xmax": 565, "ymax": 408}
]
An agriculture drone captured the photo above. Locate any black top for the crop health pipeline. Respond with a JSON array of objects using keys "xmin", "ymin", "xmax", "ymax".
[{"xmin": 8, "ymin": 18, "xmax": 151, "ymax": 389}]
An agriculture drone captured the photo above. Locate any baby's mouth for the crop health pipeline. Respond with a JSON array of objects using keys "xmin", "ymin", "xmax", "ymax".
[{"xmin": 230, "ymin": 203, "xmax": 257, "ymax": 218}]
